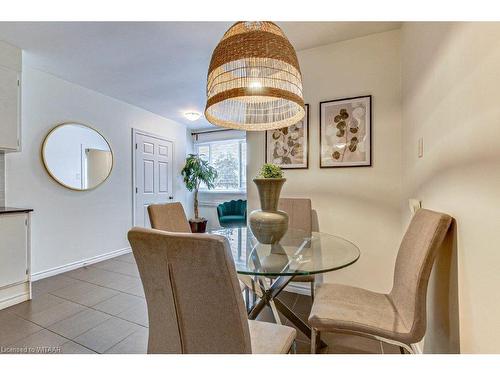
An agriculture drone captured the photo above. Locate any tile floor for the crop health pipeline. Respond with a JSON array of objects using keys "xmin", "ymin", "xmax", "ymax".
[{"xmin": 0, "ymin": 253, "xmax": 400, "ymax": 354}]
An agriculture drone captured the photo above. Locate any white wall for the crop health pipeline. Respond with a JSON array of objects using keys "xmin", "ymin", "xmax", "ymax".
[
  {"xmin": 0, "ymin": 152, "xmax": 4, "ymax": 206},
  {"xmin": 401, "ymin": 22, "xmax": 500, "ymax": 353},
  {"xmin": 247, "ymin": 30, "xmax": 402, "ymax": 292},
  {"xmin": 5, "ymin": 67, "xmax": 190, "ymax": 276}
]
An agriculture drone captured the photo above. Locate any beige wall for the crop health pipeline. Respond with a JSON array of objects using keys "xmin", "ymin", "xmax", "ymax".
[
  {"xmin": 401, "ymin": 22, "xmax": 500, "ymax": 353},
  {"xmin": 0, "ymin": 152, "xmax": 4, "ymax": 206},
  {"xmin": 247, "ymin": 30, "xmax": 402, "ymax": 292},
  {"xmin": 245, "ymin": 23, "xmax": 500, "ymax": 353}
]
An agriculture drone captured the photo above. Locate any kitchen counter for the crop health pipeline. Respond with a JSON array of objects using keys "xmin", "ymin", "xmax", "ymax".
[{"xmin": 0, "ymin": 207, "xmax": 33, "ymax": 214}]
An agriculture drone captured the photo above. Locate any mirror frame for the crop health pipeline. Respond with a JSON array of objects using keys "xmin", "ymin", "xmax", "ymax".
[{"xmin": 41, "ymin": 122, "xmax": 114, "ymax": 191}]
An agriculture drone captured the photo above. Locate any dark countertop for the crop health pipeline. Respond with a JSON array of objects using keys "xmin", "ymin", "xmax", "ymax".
[{"xmin": 0, "ymin": 207, "xmax": 34, "ymax": 214}]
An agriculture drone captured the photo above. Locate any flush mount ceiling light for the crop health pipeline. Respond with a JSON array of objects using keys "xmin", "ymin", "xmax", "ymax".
[
  {"xmin": 205, "ymin": 21, "xmax": 305, "ymax": 131},
  {"xmin": 184, "ymin": 111, "xmax": 201, "ymax": 121}
]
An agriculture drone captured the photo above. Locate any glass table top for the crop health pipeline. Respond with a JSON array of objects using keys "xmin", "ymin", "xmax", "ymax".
[{"xmin": 209, "ymin": 226, "xmax": 360, "ymax": 277}]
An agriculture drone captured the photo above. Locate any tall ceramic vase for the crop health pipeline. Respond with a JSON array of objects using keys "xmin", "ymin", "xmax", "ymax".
[{"xmin": 249, "ymin": 178, "xmax": 289, "ymax": 254}]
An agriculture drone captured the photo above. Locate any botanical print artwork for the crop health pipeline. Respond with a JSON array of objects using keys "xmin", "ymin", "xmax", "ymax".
[
  {"xmin": 320, "ymin": 96, "xmax": 371, "ymax": 168},
  {"xmin": 266, "ymin": 104, "xmax": 309, "ymax": 169}
]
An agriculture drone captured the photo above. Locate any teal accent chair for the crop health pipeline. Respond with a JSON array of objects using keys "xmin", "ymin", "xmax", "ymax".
[{"xmin": 217, "ymin": 199, "xmax": 247, "ymax": 228}]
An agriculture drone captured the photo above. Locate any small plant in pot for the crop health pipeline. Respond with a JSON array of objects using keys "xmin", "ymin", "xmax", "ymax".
[
  {"xmin": 181, "ymin": 154, "xmax": 217, "ymax": 233},
  {"xmin": 257, "ymin": 163, "xmax": 284, "ymax": 180}
]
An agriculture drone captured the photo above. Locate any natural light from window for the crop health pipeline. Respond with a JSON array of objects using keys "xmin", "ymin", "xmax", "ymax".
[{"xmin": 195, "ymin": 139, "xmax": 246, "ymax": 192}]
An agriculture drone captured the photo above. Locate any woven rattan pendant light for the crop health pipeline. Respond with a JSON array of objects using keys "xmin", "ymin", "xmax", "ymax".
[{"xmin": 205, "ymin": 21, "xmax": 305, "ymax": 131}]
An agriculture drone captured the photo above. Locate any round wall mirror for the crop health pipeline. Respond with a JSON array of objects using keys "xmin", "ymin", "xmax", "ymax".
[{"xmin": 42, "ymin": 123, "xmax": 113, "ymax": 191}]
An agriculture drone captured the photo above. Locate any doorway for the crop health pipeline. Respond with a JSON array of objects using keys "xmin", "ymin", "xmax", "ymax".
[{"xmin": 132, "ymin": 129, "xmax": 174, "ymax": 227}]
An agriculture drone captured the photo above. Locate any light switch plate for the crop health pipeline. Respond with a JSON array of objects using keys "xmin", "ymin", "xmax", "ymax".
[
  {"xmin": 409, "ymin": 199, "xmax": 422, "ymax": 215},
  {"xmin": 418, "ymin": 137, "xmax": 424, "ymax": 158}
]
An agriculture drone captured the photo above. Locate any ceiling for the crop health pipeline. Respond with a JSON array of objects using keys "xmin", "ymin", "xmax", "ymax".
[{"xmin": 0, "ymin": 22, "xmax": 401, "ymax": 130}]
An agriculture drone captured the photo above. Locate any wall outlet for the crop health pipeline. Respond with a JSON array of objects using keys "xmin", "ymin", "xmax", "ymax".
[
  {"xmin": 418, "ymin": 137, "xmax": 424, "ymax": 158},
  {"xmin": 409, "ymin": 198, "xmax": 422, "ymax": 215}
]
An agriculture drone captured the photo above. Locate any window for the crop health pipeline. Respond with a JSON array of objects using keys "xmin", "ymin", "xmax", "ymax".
[{"xmin": 195, "ymin": 139, "xmax": 246, "ymax": 192}]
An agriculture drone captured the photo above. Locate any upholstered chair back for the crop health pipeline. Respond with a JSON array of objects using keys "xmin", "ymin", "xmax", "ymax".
[
  {"xmin": 389, "ymin": 209, "xmax": 452, "ymax": 342},
  {"xmin": 278, "ymin": 198, "xmax": 312, "ymax": 235},
  {"xmin": 127, "ymin": 227, "xmax": 251, "ymax": 353},
  {"xmin": 217, "ymin": 199, "xmax": 247, "ymax": 217},
  {"xmin": 147, "ymin": 202, "xmax": 191, "ymax": 232}
]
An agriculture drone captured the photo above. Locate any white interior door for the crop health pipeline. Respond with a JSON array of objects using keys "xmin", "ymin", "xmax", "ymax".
[{"xmin": 134, "ymin": 131, "xmax": 174, "ymax": 227}]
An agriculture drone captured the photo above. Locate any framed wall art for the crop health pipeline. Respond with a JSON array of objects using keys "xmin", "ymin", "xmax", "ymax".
[
  {"xmin": 265, "ymin": 104, "xmax": 309, "ymax": 169},
  {"xmin": 319, "ymin": 95, "xmax": 371, "ymax": 168}
]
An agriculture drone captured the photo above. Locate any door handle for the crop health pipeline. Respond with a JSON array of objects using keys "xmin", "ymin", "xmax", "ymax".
[{"xmin": 168, "ymin": 196, "xmax": 174, "ymax": 200}]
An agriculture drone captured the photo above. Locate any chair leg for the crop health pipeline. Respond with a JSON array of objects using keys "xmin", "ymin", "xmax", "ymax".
[
  {"xmin": 245, "ymin": 287, "xmax": 250, "ymax": 312},
  {"xmin": 373, "ymin": 335, "xmax": 416, "ymax": 355},
  {"xmin": 311, "ymin": 328, "xmax": 320, "ymax": 354},
  {"xmin": 310, "ymin": 281, "xmax": 315, "ymax": 301},
  {"xmin": 289, "ymin": 340, "xmax": 297, "ymax": 354}
]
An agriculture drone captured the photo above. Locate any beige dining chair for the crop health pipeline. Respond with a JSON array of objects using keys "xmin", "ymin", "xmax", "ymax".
[
  {"xmin": 147, "ymin": 202, "xmax": 191, "ymax": 233},
  {"xmin": 278, "ymin": 198, "xmax": 316, "ymax": 298},
  {"xmin": 148, "ymin": 202, "xmax": 248, "ymax": 301},
  {"xmin": 308, "ymin": 208, "xmax": 452, "ymax": 354},
  {"xmin": 128, "ymin": 227, "xmax": 296, "ymax": 354}
]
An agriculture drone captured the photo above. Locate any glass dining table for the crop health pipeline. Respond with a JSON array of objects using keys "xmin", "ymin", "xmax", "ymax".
[{"xmin": 209, "ymin": 225, "xmax": 360, "ymax": 341}]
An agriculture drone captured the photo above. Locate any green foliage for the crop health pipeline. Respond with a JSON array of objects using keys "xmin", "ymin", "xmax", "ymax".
[
  {"xmin": 182, "ymin": 154, "xmax": 218, "ymax": 219},
  {"xmin": 257, "ymin": 163, "xmax": 284, "ymax": 179},
  {"xmin": 181, "ymin": 154, "xmax": 218, "ymax": 192}
]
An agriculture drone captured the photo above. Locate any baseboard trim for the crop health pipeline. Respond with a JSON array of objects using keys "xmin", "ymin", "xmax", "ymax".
[
  {"xmin": 0, "ymin": 291, "xmax": 30, "ymax": 310},
  {"xmin": 199, "ymin": 201, "xmax": 221, "ymax": 207},
  {"xmin": 31, "ymin": 247, "xmax": 132, "ymax": 281},
  {"xmin": 285, "ymin": 282, "xmax": 311, "ymax": 296}
]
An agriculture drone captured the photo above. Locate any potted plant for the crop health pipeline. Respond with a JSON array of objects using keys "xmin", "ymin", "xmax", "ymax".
[
  {"xmin": 181, "ymin": 154, "xmax": 218, "ymax": 233},
  {"xmin": 248, "ymin": 163, "xmax": 289, "ymax": 249}
]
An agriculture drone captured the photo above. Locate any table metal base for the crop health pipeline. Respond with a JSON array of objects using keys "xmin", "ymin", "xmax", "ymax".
[{"xmin": 246, "ymin": 275, "xmax": 325, "ymax": 346}]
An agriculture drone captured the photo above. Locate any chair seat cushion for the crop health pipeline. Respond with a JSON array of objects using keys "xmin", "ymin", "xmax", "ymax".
[
  {"xmin": 219, "ymin": 215, "xmax": 246, "ymax": 225},
  {"xmin": 248, "ymin": 320, "xmax": 296, "ymax": 354},
  {"xmin": 309, "ymin": 283, "xmax": 411, "ymax": 343}
]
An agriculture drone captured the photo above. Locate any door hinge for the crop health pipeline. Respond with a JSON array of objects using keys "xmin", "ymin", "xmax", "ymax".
[
  {"xmin": 135, "ymin": 143, "xmax": 138, "ymax": 150},
  {"xmin": 135, "ymin": 187, "xmax": 138, "ymax": 193},
  {"xmin": 25, "ymin": 218, "xmax": 28, "ymax": 226},
  {"xmin": 26, "ymin": 268, "xmax": 29, "ymax": 275},
  {"xmin": 17, "ymin": 79, "xmax": 20, "ymax": 87}
]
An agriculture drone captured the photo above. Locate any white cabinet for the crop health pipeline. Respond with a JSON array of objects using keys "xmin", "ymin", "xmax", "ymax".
[
  {"xmin": 0, "ymin": 40, "xmax": 21, "ymax": 152},
  {"xmin": 0, "ymin": 211, "xmax": 31, "ymax": 309},
  {"xmin": 0, "ymin": 66, "xmax": 20, "ymax": 150}
]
